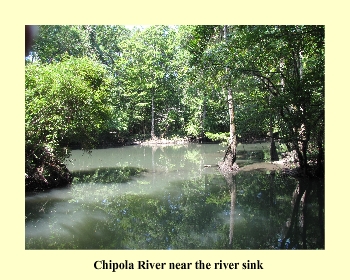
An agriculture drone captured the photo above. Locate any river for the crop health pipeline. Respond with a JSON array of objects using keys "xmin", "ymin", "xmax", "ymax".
[{"xmin": 25, "ymin": 142, "xmax": 324, "ymax": 249}]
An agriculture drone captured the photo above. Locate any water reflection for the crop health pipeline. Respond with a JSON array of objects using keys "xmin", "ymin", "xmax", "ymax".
[{"xmin": 25, "ymin": 144, "xmax": 324, "ymax": 249}]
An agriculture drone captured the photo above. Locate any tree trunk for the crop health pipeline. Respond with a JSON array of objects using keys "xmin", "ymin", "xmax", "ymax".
[
  {"xmin": 151, "ymin": 91, "xmax": 155, "ymax": 139},
  {"xmin": 297, "ymin": 123, "xmax": 310, "ymax": 175},
  {"xmin": 269, "ymin": 125, "xmax": 279, "ymax": 161},
  {"xmin": 316, "ymin": 133, "xmax": 324, "ymax": 177},
  {"xmin": 218, "ymin": 26, "xmax": 238, "ymax": 174},
  {"xmin": 227, "ymin": 87, "xmax": 237, "ymax": 165},
  {"xmin": 201, "ymin": 96, "xmax": 206, "ymax": 141},
  {"xmin": 269, "ymin": 94, "xmax": 279, "ymax": 161},
  {"xmin": 225, "ymin": 25, "xmax": 237, "ymax": 164}
]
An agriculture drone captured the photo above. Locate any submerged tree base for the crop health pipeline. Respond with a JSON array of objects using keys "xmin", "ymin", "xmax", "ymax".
[
  {"xmin": 25, "ymin": 145, "xmax": 73, "ymax": 192},
  {"xmin": 218, "ymin": 144, "xmax": 239, "ymax": 177},
  {"xmin": 25, "ymin": 161, "xmax": 72, "ymax": 192},
  {"xmin": 218, "ymin": 145, "xmax": 324, "ymax": 180}
]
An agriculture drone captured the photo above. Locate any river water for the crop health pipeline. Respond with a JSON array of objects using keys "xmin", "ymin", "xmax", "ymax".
[{"xmin": 25, "ymin": 143, "xmax": 324, "ymax": 249}]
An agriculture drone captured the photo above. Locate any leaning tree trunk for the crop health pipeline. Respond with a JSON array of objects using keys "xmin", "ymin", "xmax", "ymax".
[{"xmin": 25, "ymin": 144, "xmax": 73, "ymax": 192}]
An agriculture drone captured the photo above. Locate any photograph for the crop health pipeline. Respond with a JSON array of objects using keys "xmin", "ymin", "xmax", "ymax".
[{"xmin": 24, "ymin": 25, "xmax": 325, "ymax": 250}]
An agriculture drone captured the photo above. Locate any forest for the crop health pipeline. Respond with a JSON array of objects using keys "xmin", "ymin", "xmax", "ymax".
[{"xmin": 25, "ymin": 25, "xmax": 325, "ymax": 191}]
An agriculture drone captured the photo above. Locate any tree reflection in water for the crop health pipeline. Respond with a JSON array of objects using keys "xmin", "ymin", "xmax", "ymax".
[
  {"xmin": 280, "ymin": 177, "xmax": 324, "ymax": 249},
  {"xmin": 26, "ymin": 153, "xmax": 324, "ymax": 249}
]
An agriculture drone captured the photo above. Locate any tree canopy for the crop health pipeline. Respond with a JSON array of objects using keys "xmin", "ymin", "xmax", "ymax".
[
  {"xmin": 25, "ymin": 25, "xmax": 325, "ymax": 190},
  {"xmin": 25, "ymin": 55, "xmax": 113, "ymax": 190}
]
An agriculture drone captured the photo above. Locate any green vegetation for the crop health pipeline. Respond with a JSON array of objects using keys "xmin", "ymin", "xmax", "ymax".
[
  {"xmin": 25, "ymin": 171, "xmax": 323, "ymax": 249},
  {"xmin": 25, "ymin": 25, "xmax": 324, "ymax": 191},
  {"xmin": 25, "ymin": 56, "xmax": 113, "ymax": 191},
  {"xmin": 205, "ymin": 132, "xmax": 230, "ymax": 144}
]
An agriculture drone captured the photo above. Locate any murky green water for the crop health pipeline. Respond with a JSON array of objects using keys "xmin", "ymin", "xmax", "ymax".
[{"xmin": 25, "ymin": 143, "xmax": 324, "ymax": 249}]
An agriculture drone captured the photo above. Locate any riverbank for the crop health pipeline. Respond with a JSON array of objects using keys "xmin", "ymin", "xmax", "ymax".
[{"xmin": 139, "ymin": 137, "xmax": 189, "ymax": 146}]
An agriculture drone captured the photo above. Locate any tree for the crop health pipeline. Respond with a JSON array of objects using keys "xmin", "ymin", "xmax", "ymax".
[
  {"xmin": 185, "ymin": 25, "xmax": 324, "ymax": 175},
  {"xmin": 223, "ymin": 25, "xmax": 238, "ymax": 168},
  {"xmin": 119, "ymin": 26, "xmax": 178, "ymax": 139},
  {"xmin": 27, "ymin": 25, "xmax": 324, "ymax": 178},
  {"xmin": 32, "ymin": 25, "xmax": 93, "ymax": 63},
  {"xmin": 185, "ymin": 25, "xmax": 240, "ymax": 170},
  {"xmin": 25, "ymin": 56, "xmax": 113, "ymax": 191},
  {"xmin": 84, "ymin": 25, "xmax": 132, "ymax": 141},
  {"xmin": 230, "ymin": 25, "xmax": 325, "ymax": 174}
]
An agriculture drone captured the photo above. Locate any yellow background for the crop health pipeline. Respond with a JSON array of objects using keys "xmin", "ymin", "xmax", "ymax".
[{"xmin": 1, "ymin": 1, "xmax": 345, "ymax": 279}]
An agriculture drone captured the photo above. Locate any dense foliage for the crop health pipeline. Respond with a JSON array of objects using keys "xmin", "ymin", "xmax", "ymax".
[
  {"xmin": 25, "ymin": 25, "xmax": 325, "ymax": 190},
  {"xmin": 184, "ymin": 25, "xmax": 324, "ymax": 174},
  {"xmin": 25, "ymin": 56, "xmax": 112, "ymax": 190}
]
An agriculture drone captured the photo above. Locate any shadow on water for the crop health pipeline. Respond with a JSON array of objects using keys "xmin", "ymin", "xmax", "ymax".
[
  {"xmin": 71, "ymin": 166, "xmax": 147, "ymax": 184},
  {"xmin": 25, "ymin": 144, "xmax": 324, "ymax": 250}
]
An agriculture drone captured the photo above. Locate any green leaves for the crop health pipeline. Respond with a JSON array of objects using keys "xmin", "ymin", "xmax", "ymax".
[
  {"xmin": 27, "ymin": 25, "xmax": 324, "ymax": 175},
  {"xmin": 25, "ymin": 56, "xmax": 113, "ymax": 157}
]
